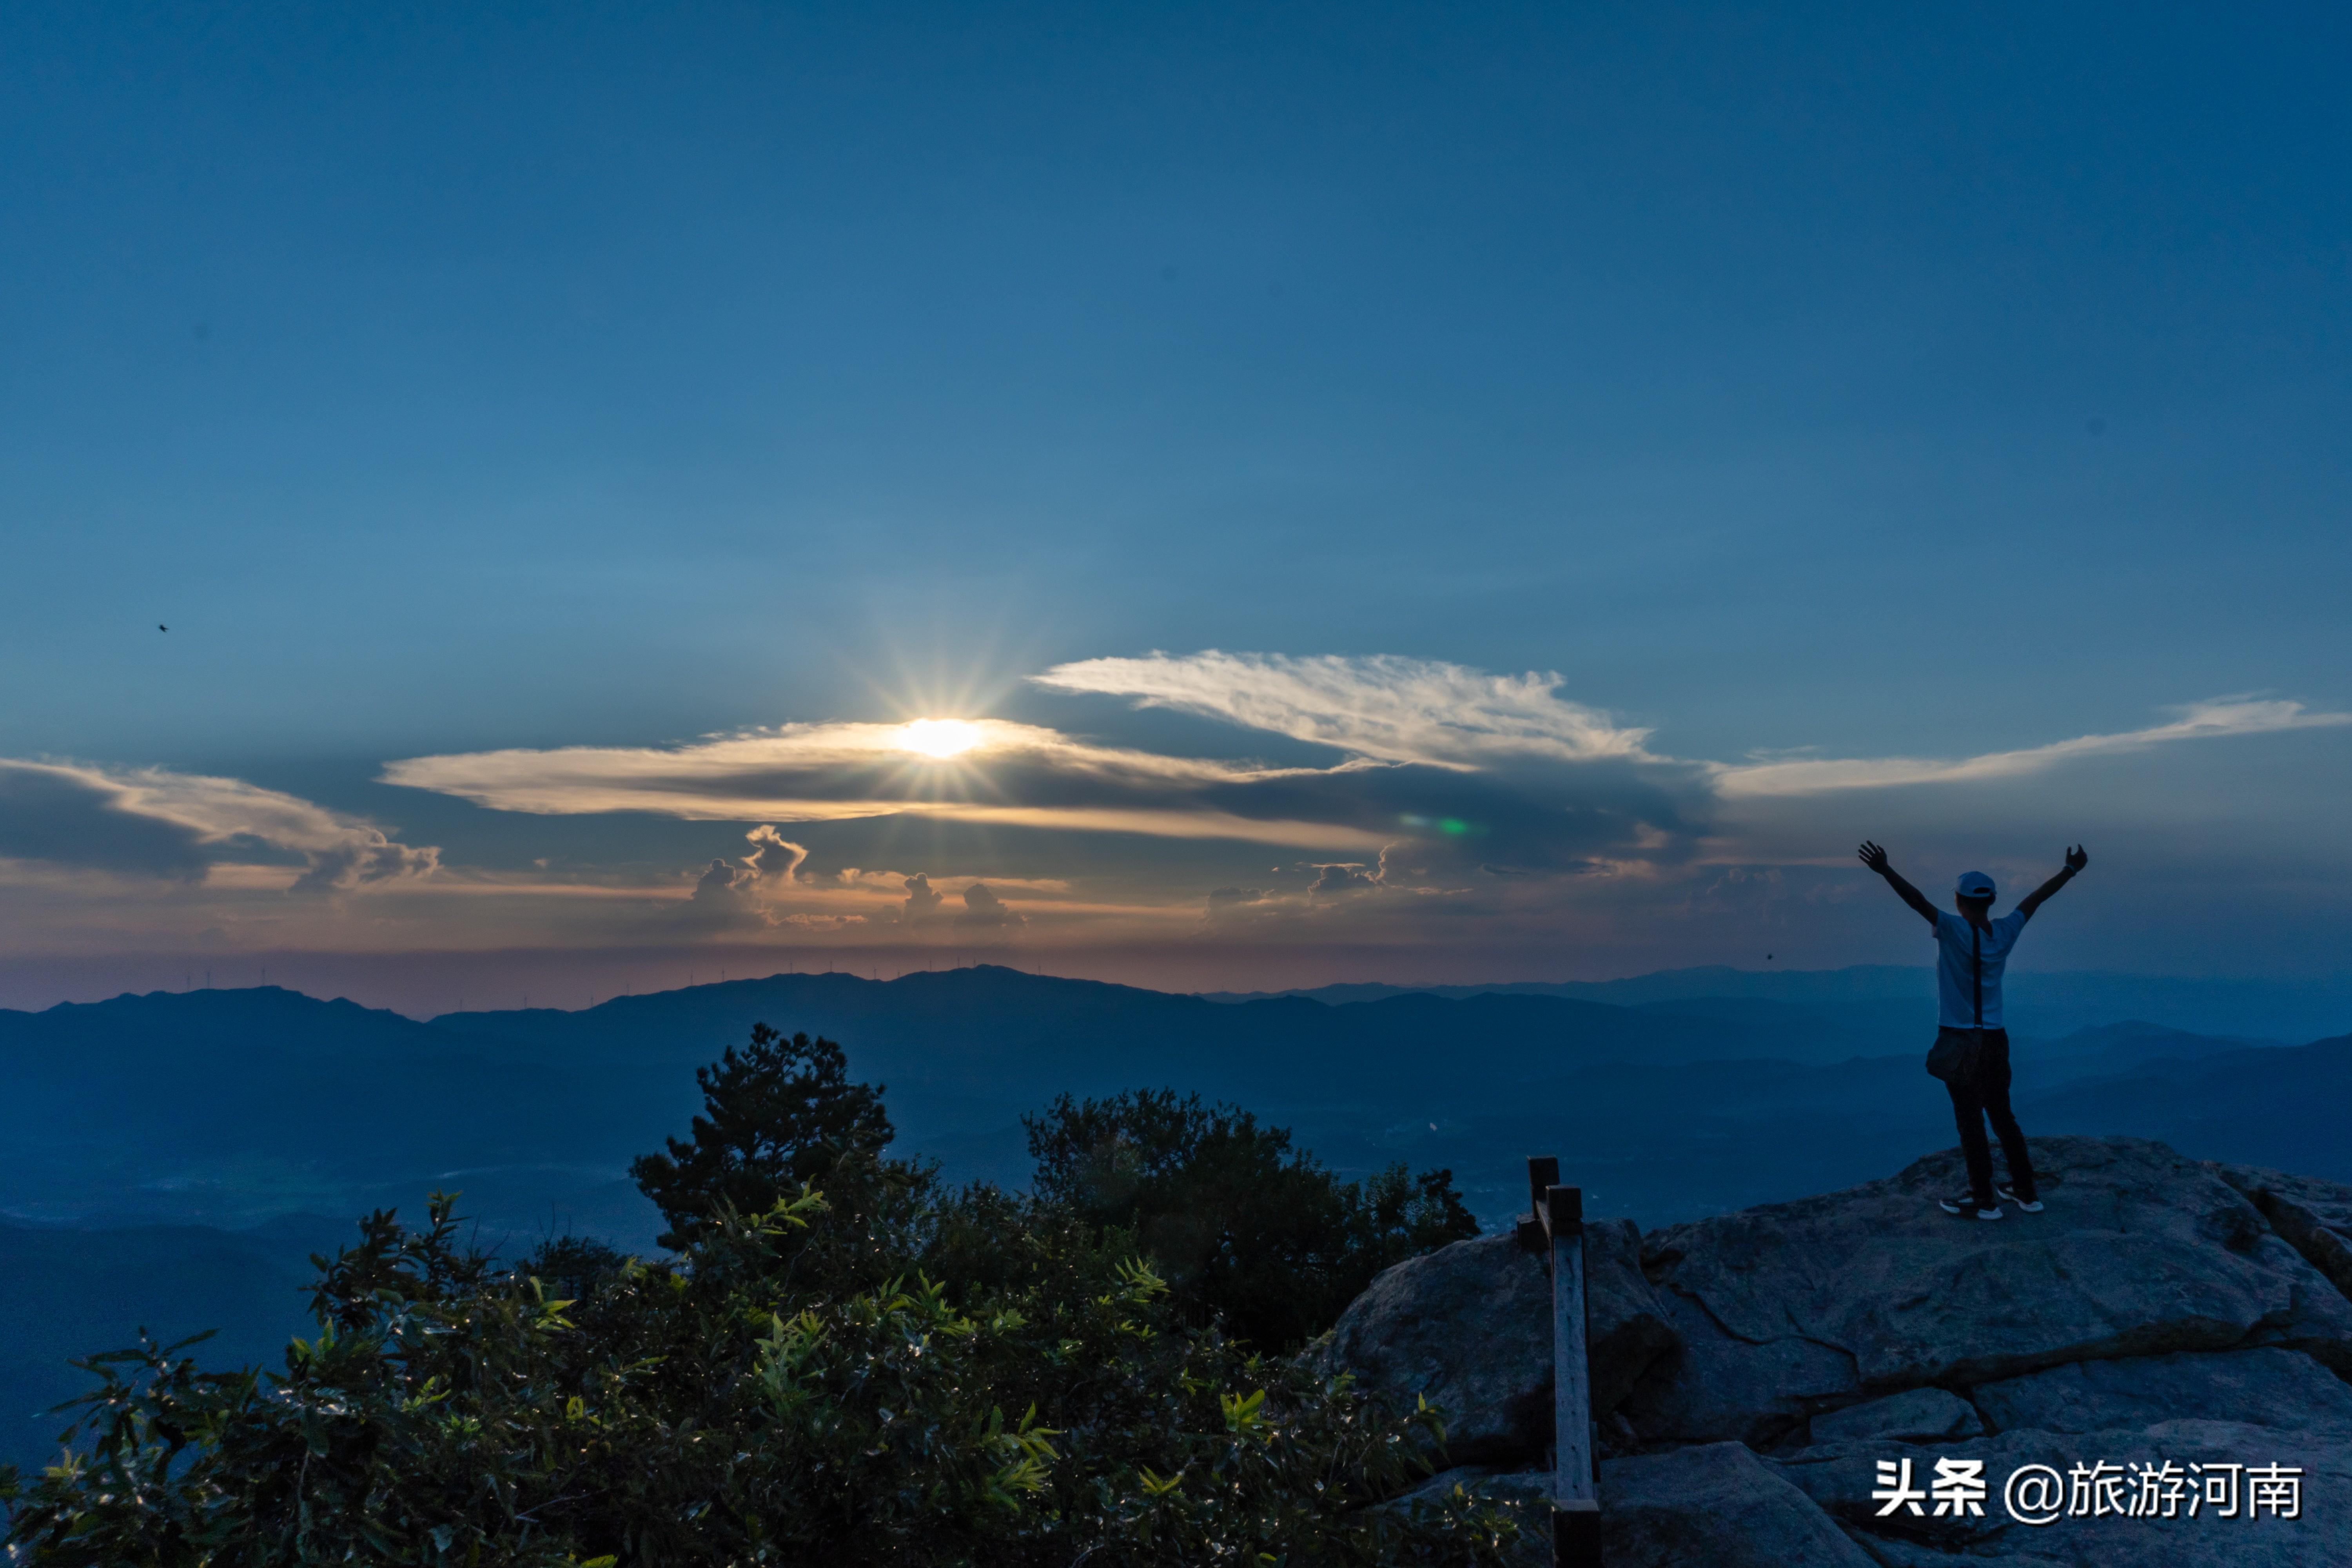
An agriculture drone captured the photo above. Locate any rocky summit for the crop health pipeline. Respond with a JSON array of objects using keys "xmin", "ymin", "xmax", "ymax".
[{"xmin": 1330, "ymin": 1136, "xmax": 2352, "ymax": 1566}]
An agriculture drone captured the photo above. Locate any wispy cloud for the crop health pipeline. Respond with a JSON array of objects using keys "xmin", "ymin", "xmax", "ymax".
[
  {"xmin": 8, "ymin": 661, "xmax": 2345, "ymax": 975},
  {"xmin": 1714, "ymin": 699, "xmax": 2352, "ymax": 797},
  {"xmin": 382, "ymin": 719, "xmax": 1393, "ymax": 850},
  {"xmin": 1032, "ymin": 651, "xmax": 1657, "ymax": 769},
  {"xmin": 0, "ymin": 760, "xmax": 439, "ymax": 892},
  {"xmin": 369, "ymin": 659, "xmax": 2346, "ymax": 940}
]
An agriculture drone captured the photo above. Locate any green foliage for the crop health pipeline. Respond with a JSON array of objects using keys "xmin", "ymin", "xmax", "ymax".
[
  {"xmin": 518, "ymin": 1233, "xmax": 634, "ymax": 1304},
  {"xmin": 0, "ymin": 1193, "xmax": 1521, "ymax": 1565},
  {"xmin": 629, "ymin": 1024, "xmax": 893, "ymax": 1251},
  {"xmin": 0, "ymin": 1029, "xmax": 1523, "ymax": 1566},
  {"xmin": 1026, "ymin": 1089, "xmax": 1480, "ymax": 1349}
]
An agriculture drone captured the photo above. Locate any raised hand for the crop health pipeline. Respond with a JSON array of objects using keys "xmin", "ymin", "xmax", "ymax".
[
  {"xmin": 1861, "ymin": 840, "xmax": 1936, "ymax": 923},
  {"xmin": 2020, "ymin": 846, "xmax": 2089, "ymax": 916}
]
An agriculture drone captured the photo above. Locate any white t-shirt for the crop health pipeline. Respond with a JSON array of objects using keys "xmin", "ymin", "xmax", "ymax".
[{"xmin": 1935, "ymin": 908, "xmax": 2031, "ymax": 1029}]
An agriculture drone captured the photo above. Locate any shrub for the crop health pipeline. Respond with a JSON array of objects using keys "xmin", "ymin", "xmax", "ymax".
[
  {"xmin": 0, "ymin": 1031, "xmax": 1523, "ymax": 1566},
  {"xmin": 1025, "ymin": 1089, "xmax": 1479, "ymax": 1349},
  {"xmin": 2, "ymin": 1191, "xmax": 1521, "ymax": 1565}
]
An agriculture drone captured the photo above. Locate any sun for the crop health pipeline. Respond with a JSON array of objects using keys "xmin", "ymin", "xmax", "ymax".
[{"xmin": 898, "ymin": 718, "xmax": 986, "ymax": 759}]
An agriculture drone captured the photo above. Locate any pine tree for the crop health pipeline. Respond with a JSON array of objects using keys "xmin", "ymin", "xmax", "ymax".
[{"xmin": 628, "ymin": 1024, "xmax": 894, "ymax": 1250}]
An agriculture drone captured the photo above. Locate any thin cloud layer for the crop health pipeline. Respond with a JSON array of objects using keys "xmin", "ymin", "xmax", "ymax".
[
  {"xmin": 383, "ymin": 719, "xmax": 1394, "ymax": 850},
  {"xmin": 1715, "ymin": 699, "xmax": 2352, "ymax": 797},
  {"xmin": 375, "ymin": 655, "xmax": 2345, "ymax": 908},
  {"xmin": 5, "ymin": 657, "xmax": 2343, "ymax": 972},
  {"xmin": 0, "ymin": 760, "xmax": 439, "ymax": 892},
  {"xmin": 1033, "ymin": 651, "xmax": 1657, "ymax": 768}
]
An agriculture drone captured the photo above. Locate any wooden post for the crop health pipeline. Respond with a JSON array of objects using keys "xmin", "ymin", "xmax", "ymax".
[
  {"xmin": 1528, "ymin": 1158, "xmax": 1602, "ymax": 1567},
  {"xmin": 1528, "ymin": 1155, "xmax": 1560, "ymax": 1220},
  {"xmin": 1548, "ymin": 1183, "xmax": 1600, "ymax": 1565}
]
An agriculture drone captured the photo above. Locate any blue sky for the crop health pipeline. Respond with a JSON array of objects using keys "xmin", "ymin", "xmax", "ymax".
[{"xmin": 3, "ymin": 2, "xmax": 2348, "ymax": 1006}]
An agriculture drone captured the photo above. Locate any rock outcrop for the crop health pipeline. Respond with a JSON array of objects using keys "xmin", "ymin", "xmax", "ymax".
[
  {"xmin": 1320, "ymin": 1216, "xmax": 1675, "ymax": 1464},
  {"xmin": 1602, "ymin": 1442, "xmax": 1879, "ymax": 1566},
  {"xmin": 2213, "ymin": 1159, "xmax": 2352, "ymax": 1302},
  {"xmin": 1335, "ymin": 1136, "xmax": 2352, "ymax": 1567}
]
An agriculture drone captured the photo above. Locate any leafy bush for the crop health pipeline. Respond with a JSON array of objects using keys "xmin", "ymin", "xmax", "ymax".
[
  {"xmin": 1026, "ymin": 1089, "xmax": 1479, "ymax": 1349},
  {"xmin": 0, "ymin": 1027, "xmax": 1523, "ymax": 1565}
]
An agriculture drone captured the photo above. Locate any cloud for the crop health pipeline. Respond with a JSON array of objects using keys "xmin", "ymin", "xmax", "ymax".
[
  {"xmin": 380, "ymin": 688, "xmax": 1699, "ymax": 872},
  {"xmin": 743, "ymin": 824, "xmax": 809, "ymax": 884},
  {"xmin": 900, "ymin": 873, "xmax": 946, "ymax": 924},
  {"xmin": 374, "ymin": 653, "xmax": 2345, "ymax": 938},
  {"xmin": 955, "ymin": 882, "xmax": 1025, "ymax": 927},
  {"xmin": 0, "ymin": 762, "xmax": 214, "ymax": 880},
  {"xmin": 383, "ymin": 719, "xmax": 1390, "ymax": 850},
  {"xmin": 669, "ymin": 844, "xmax": 1058, "ymax": 934},
  {"xmin": 10, "ymin": 657, "xmax": 2343, "ymax": 973},
  {"xmin": 779, "ymin": 910, "xmax": 869, "ymax": 929},
  {"xmin": 1307, "ymin": 863, "xmax": 1381, "ymax": 896},
  {"xmin": 1715, "ymin": 699, "xmax": 2352, "ymax": 797},
  {"xmin": 693, "ymin": 858, "xmax": 755, "ymax": 903},
  {"xmin": 1032, "ymin": 650, "xmax": 1657, "ymax": 768},
  {"xmin": 673, "ymin": 825, "xmax": 817, "ymax": 930},
  {"xmin": 0, "ymin": 759, "xmax": 438, "ymax": 892},
  {"xmin": 1205, "ymin": 886, "xmax": 1269, "ymax": 915},
  {"xmin": 683, "ymin": 856, "xmax": 766, "ymax": 928},
  {"xmin": 287, "ymin": 833, "xmax": 441, "ymax": 895}
]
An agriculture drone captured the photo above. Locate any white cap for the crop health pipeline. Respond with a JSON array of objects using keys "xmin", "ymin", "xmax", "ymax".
[{"xmin": 1955, "ymin": 871, "xmax": 1996, "ymax": 899}]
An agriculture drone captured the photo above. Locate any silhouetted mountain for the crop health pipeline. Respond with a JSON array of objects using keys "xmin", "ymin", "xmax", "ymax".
[
  {"xmin": 4, "ymin": 967, "xmax": 2339, "ymax": 1245},
  {"xmin": 0, "ymin": 986, "xmax": 679, "ymax": 1240},
  {"xmin": 1196, "ymin": 965, "xmax": 1934, "ymax": 1009},
  {"xmin": 0, "ymin": 986, "xmax": 619, "ymax": 1161},
  {"xmin": 1201, "ymin": 965, "xmax": 2352, "ymax": 1041},
  {"xmin": 2022, "ymin": 1033, "xmax": 2352, "ymax": 1180}
]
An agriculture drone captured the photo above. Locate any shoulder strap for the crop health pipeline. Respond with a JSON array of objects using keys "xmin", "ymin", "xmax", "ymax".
[{"xmin": 1971, "ymin": 921, "xmax": 1983, "ymax": 1031}]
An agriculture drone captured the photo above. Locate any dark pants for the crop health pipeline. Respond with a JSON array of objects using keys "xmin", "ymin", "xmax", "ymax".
[{"xmin": 1942, "ymin": 1028, "xmax": 2037, "ymax": 1208}]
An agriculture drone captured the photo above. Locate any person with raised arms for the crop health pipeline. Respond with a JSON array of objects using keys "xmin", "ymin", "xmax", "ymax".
[{"xmin": 1858, "ymin": 840, "xmax": 2089, "ymax": 1221}]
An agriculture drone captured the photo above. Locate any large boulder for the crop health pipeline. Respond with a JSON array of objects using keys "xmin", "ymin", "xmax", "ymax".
[
  {"xmin": 1599, "ymin": 1442, "xmax": 1876, "ymax": 1567},
  {"xmin": 1624, "ymin": 1138, "xmax": 2352, "ymax": 1448},
  {"xmin": 2210, "ymin": 1161, "xmax": 2352, "ymax": 1302},
  {"xmin": 1809, "ymin": 1386, "xmax": 1984, "ymax": 1445},
  {"xmin": 1776, "ymin": 1419, "xmax": 2352, "ymax": 1568},
  {"xmin": 1331, "ymin": 1138, "xmax": 2352, "ymax": 1565},
  {"xmin": 1972, "ymin": 1346, "xmax": 2352, "ymax": 1436},
  {"xmin": 1322, "ymin": 1218, "xmax": 1676, "ymax": 1465}
]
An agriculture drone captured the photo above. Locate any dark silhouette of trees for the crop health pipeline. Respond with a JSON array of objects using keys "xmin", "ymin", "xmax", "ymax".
[
  {"xmin": 1026, "ymin": 1088, "xmax": 1478, "ymax": 1350},
  {"xmin": 629, "ymin": 1024, "xmax": 893, "ymax": 1250},
  {"xmin": 2, "ymin": 1025, "xmax": 1519, "ymax": 1564}
]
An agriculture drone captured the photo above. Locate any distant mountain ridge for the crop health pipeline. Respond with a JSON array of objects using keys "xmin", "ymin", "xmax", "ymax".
[
  {"xmin": 1198, "ymin": 963, "xmax": 2352, "ymax": 1042},
  {"xmin": 1197, "ymin": 965, "xmax": 1933, "ymax": 1008},
  {"xmin": 4, "ymin": 966, "xmax": 2344, "ymax": 1241}
]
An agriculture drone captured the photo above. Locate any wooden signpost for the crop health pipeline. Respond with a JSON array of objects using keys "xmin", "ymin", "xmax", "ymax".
[{"xmin": 1517, "ymin": 1154, "xmax": 1602, "ymax": 1566}]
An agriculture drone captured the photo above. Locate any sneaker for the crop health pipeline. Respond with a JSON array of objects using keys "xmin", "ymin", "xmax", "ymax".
[
  {"xmin": 1998, "ymin": 1186, "xmax": 2044, "ymax": 1213},
  {"xmin": 1938, "ymin": 1194, "xmax": 2004, "ymax": 1220}
]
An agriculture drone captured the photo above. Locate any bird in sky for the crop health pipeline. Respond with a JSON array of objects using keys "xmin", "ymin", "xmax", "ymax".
[{"xmin": 158, "ymin": 624, "xmax": 167, "ymax": 632}]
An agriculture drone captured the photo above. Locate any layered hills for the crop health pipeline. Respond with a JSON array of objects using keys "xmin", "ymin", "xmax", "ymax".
[{"xmin": 1, "ymin": 965, "xmax": 2345, "ymax": 1479}]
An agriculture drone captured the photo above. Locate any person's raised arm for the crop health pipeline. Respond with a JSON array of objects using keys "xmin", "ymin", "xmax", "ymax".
[
  {"xmin": 2016, "ymin": 845, "xmax": 2088, "ymax": 919},
  {"xmin": 1858, "ymin": 840, "xmax": 1940, "ymax": 927}
]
